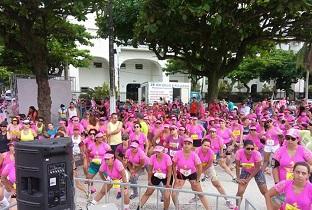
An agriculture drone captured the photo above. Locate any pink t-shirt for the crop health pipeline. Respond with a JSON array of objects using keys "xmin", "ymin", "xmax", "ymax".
[
  {"xmin": 273, "ymin": 145, "xmax": 312, "ymax": 181},
  {"xmin": 186, "ymin": 124, "xmax": 205, "ymax": 139},
  {"xmin": 129, "ymin": 132, "xmax": 147, "ymax": 150},
  {"xmin": 173, "ymin": 151, "xmax": 201, "ymax": 174},
  {"xmin": 244, "ymin": 133, "xmax": 263, "ymax": 150},
  {"xmin": 99, "ymin": 159, "xmax": 124, "ymax": 180},
  {"xmin": 125, "ymin": 148, "xmax": 147, "ymax": 165},
  {"xmin": 274, "ymin": 180, "xmax": 312, "ymax": 210},
  {"xmin": 0, "ymin": 152, "xmax": 14, "ymax": 174},
  {"xmin": 206, "ymin": 135, "xmax": 224, "ymax": 154},
  {"xmin": 265, "ymin": 127, "xmax": 282, "ymax": 146},
  {"xmin": 217, "ymin": 128, "xmax": 232, "ymax": 144},
  {"xmin": 1, "ymin": 162, "xmax": 15, "ymax": 184},
  {"xmin": 235, "ymin": 149, "xmax": 262, "ymax": 174},
  {"xmin": 149, "ymin": 153, "xmax": 172, "ymax": 174},
  {"xmin": 195, "ymin": 147, "xmax": 214, "ymax": 168},
  {"xmin": 87, "ymin": 142, "xmax": 111, "ymax": 160}
]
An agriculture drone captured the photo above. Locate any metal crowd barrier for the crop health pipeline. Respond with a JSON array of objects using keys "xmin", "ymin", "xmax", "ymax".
[
  {"xmin": 244, "ymin": 199, "xmax": 257, "ymax": 210},
  {"xmin": 0, "ymin": 203, "xmax": 17, "ymax": 210},
  {"xmin": 74, "ymin": 177, "xmax": 243, "ymax": 210}
]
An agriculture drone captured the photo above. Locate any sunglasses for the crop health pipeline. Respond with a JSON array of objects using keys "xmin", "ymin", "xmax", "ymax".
[
  {"xmin": 184, "ymin": 142, "xmax": 192, "ymax": 145},
  {"xmin": 286, "ymin": 136, "xmax": 297, "ymax": 141},
  {"xmin": 245, "ymin": 147, "xmax": 255, "ymax": 151},
  {"xmin": 73, "ymin": 120, "xmax": 79, "ymax": 122},
  {"xmin": 89, "ymin": 133, "xmax": 96, "ymax": 135},
  {"xmin": 134, "ymin": 126, "xmax": 140, "ymax": 128}
]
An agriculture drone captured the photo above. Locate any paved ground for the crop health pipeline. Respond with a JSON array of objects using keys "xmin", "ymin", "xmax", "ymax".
[{"xmin": 74, "ymin": 166, "xmax": 274, "ymax": 210}]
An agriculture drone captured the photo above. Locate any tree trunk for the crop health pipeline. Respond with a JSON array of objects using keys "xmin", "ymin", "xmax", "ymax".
[
  {"xmin": 305, "ymin": 70, "xmax": 309, "ymax": 100},
  {"xmin": 36, "ymin": 74, "xmax": 52, "ymax": 123},
  {"xmin": 243, "ymin": 83, "xmax": 250, "ymax": 93},
  {"xmin": 207, "ymin": 70, "xmax": 220, "ymax": 102}
]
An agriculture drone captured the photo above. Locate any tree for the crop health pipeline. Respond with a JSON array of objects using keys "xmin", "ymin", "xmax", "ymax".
[
  {"xmin": 79, "ymin": 83, "xmax": 110, "ymax": 100},
  {"xmin": 97, "ymin": 0, "xmax": 312, "ymax": 101},
  {"xmin": 163, "ymin": 59, "xmax": 202, "ymax": 91},
  {"xmin": 297, "ymin": 43, "xmax": 312, "ymax": 99},
  {"xmin": 259, "ymin": 49, "xmax": 304, "ymax": 96},
  {"xmin": 0, "ymin": 1, "xmax": 94, "ymax": 122}
]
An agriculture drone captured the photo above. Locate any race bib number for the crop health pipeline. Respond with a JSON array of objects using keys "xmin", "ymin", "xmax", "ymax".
[
  {"xmin": 154, "ymin": 172, "xmax": 166, "ymax": 179},
  {"xmin": 169, "ymin": 142, "xmax": 179, "ymax": 149},
  {"xmin": 286, "ymin": 172, "xmax": 294, "ymax": 180},
  {"xmin": 112, "ymin": 179, "xmax": 121, "ymax": 189},
  {"xmin": 266, "ymin": 139, "xmax": 275, "ymax": 146},
  {"xmin": 285, "ymin": 203, "xmax": 299, "ymax": 210},
  {"xmin": 179, "ymin": 169, "xmax": 191, "ymax": 177},
  {"xmin": 233, "ymin": 130, "xmax": 240, "ymax": 136},
  {"xmin": 191, "ymin": 134, "xmax": 199, "ymax": 139},
  {"xmin": 241, "ymin": 162, "xmax": 254, "ymax": 169},
  {"xmin": 91, "ymin": 158, "xmax": 102, "ymax": 165},
  {"xmin": 169, "ymin": 150, "xmax": 177, "ymax": 157}
]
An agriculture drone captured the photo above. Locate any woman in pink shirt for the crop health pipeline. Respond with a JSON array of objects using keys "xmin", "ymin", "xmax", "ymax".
[
  {"xmin": 91, "ymin": 152, "xmax": 130, "ymax": 210},
  {"xmin": 164, "ymin": 125, "xmax": 183, "ymax": 158},
  {"xmin": 244, "ymin": 126, "xmax": 264, "ymax": 153},
  {"xmin": 190, "ymin": 139, "xmax": 235, "ymax": 208},
  {"xmin": 207, "ymin": 128, "xmax": 236, "ymax": 181},
  {"xmin": 129, "ymin": 123, "xmax": 148, "ymax": 154},
  {"xmin": 235, "ymin": 140, "xmax": 268, "ymax": 206},
  {"xmin": 138, "ymin": 146, "xmax": 173, "ymax": 210},
  {"xmin": 125, "ymin": 141, "xmax": 148, "ymax": 199},
  {"xmin": 0, "ymin": 161, "xmax": 15, "ymax": 208},
  {"xmin": 265, "ymin": 162, "xmax": 312, "ymax": 210},
  {"xmin": 172, "ymin": 137, "xmax": 211, "ymax": 210},
  {"xmin": 272, "ymin": 129, "xmax": 312, "ymax": 183},
  {"xmin": 0, "ymin": 142, "xmax": 15, "ymax": 175},
  {"xmin": 186, "ymin": 117, "xmax": 206, "ymax": 148}
]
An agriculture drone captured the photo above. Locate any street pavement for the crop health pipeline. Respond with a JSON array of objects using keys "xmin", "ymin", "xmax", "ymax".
[{"xmin": 75, "ymin": 166, "xmax": 274, "ymax": 210}]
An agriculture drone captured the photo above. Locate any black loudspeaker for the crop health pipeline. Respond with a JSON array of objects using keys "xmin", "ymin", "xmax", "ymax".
[{"xmin": 15, "ymin": 138, "xmax": 74, "ymax": 210}]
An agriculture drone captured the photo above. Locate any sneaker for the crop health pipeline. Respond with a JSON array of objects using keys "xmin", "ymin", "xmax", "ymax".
[
  {"xmin": 225, "ymin": 200, "xmax": 236, "ymax": 209},
  {"xmin": 116, "ymin": 192, "xmax": 122, "ymax": 199},
  {"xmin": 129, "ymin": 194, "xmax": 138, "ymax": 200},
  {"xmin": 188, "ymin": 196, "xmax": 200, "ymax": 203}
]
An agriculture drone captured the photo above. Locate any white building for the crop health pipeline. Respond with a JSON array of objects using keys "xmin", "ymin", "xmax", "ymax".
[{"xmin": 69, "ymin": 14, "xmax": 177, "ymax": 102}]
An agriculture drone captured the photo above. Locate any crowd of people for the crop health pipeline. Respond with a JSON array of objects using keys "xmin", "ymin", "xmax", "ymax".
[{"xmin": 0, "ymin": 96, "xmax": 312, "ymax": 210}]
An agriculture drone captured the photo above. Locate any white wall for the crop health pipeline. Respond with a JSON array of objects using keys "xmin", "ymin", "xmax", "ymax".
[
  {"xmin": 78, "ymin": 57, "xmax": 109, "ymax": 90},
  {"xmin": 168, "ymin": 73, "xmax": 190, "ymax": 83},
  {"xmin": 16, "ymin": 78, "xmax": 72, "ymax": 123}
]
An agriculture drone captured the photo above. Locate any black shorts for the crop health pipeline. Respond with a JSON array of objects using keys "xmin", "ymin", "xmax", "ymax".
[
  {"xmin": 193, "ymin": 139, "xmax": 201, "ymax": 148},
  {"xmin": 176, "ymin": 171, "xmax": 197, "ymax": 181},
  {"xmin": 151, "ymin": 175, "xmax": 173, "ymax": 186}
]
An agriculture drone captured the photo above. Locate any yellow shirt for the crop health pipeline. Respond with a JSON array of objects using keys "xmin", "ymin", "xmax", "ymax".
[
  {"xmin": 299, "ymin": 130, "xmax": 312, "ymax": 146},
  {"xmin": 140, "ymin": 121, "xmax": 149, "ymax": 136},
  {"xmin": 108, "ymin": 121, "xmax": 122, "ymax": 146},
  {"xmin": 20, "ymin": 129, "xmax": 35, "ymax": 142}
]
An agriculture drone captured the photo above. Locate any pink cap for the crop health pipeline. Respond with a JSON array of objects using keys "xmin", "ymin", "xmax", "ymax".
[
  {"xmin": 179, "ymin": 127, "xmax": 185, "ymax": 131},
  {"xmin": 183, "ymin": 137, "xmax": 193, "ymax": 143},
  {"xmin": 170, "ymin": 125, "xmax": 177, "ymax": 130},
  {"xmin": 210, "ymin": 128, "xmax": 217, "ymax": 132},
  {"xmin": 250, "ymin": 126, "xmax": 257, "ymax": 130},
  {"xmin": 153, "ymin": 145, "xmax": 164, "ymax": 152},
  {"xmin": 95, "ymin": 132, "xmax": 104, "ymax": 138},
  {"xmin": 130, "ymin": 142, "xmax": 139, "ymax": 148},
  {"xmin": 104, "ymin": 153, "xmax": 114, "ymax": 159},
  {"xmin": 286, "ymin": 129, "xmax": 298, "ymax": 139},
  {"xmin": 163, "ymin": 124, "xmax": 170, "ymax": 128}
]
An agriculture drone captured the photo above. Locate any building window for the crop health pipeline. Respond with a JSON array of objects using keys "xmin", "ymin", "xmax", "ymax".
[
  {"xmin": 205, "ymin": 78, "xmax": 208, "ymax": 85},
  {"xmin": 81, "ymin": 87, "xmax": 89, "ymax": 92},
  {"xmin": 120, "ymin": 63, "xmax": 126, "ymax": 69},
  {"xmin": 93, "ymin": 62, "xmax": 103, "ymax": 68},
  {"xmin": 170, "ymin": 80, "xmax": 178, "ymax": 82},
  {"xmin": 135, "ymin": 64, "xmax": 143, "ymax": 70}
]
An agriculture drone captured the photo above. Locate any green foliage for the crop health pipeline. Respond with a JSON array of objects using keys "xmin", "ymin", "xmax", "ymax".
[
  {"xmin": 79, "ymin": 83, "xmax": 110, "ymax": 100},
  {"xmin": 0, "ymin": 67, "xmax": 12, "ymax": 87},
  {"xmin": 218, "ymin": 80, "xmax": 232, "ymax": 93},
  {"xmin": 97, "ymin": 0, "xmax": 312, "ymax": 101},
  {"xmin": 229, "ymin": 49, "xmax": 303, "ymax": 94}
]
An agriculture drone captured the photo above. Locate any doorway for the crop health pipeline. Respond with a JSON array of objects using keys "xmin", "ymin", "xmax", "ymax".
[
  {"xmin": 126, "ymin": 83, "xmax": 140, "ymax": 101},
  {"xmin": 173, "ymin": 88, "xmax": 181, "ymax": 101}
]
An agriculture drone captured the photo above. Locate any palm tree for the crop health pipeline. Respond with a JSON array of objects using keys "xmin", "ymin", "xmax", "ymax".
[{"xmin": 297, "ymin": 43, "xmax": 312, "ymax": 100}]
